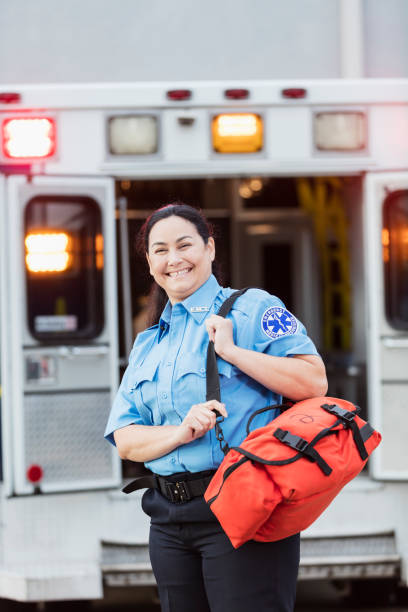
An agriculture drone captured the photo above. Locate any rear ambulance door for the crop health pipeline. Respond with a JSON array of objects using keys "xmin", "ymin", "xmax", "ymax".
[
  {"xmin": 0, "ymin": 173, "xmax": 8, "ymax": 485},
  {"xmin": 364, "ymin": 172, "xmax": 408, "ymax": 480},
  {"xmin": 4, "ymin": 175, "xmax": 121, "ymax": 494}
]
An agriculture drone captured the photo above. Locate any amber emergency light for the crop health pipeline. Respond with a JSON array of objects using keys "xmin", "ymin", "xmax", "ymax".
[
  {"xmin": 25, "ymin": 232, "xmax": 71, "ymax": 273},
  {"xmin": 212, "ymin": 113, "xmax": 263, "ymax": 153}
]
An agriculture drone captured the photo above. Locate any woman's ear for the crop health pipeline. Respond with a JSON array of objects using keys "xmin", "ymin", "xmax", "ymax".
[
  {"xmin": 208, "ymin": 237, "xmax": 215, "ymax": 262},
  {"xmin": 146, "ymin": 252, "xmax": 153, "ymax": 276}
]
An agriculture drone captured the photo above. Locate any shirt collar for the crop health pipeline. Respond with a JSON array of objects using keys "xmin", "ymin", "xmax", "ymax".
[
  {"xmin": 181, "ymin": 274, "xmax": 222, "ymax": 324},
  {"xmin": 158, "ymin": 274, "xmax": 222, "ymax": 333},
  {"xmin": 158, "ymin": 301, "xmax": 172, "ymax": 341}
]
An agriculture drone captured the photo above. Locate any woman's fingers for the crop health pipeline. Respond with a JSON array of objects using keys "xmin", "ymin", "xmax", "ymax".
[
  {"xmin": 191, "ymin": 401, "xmax": 227, "ymax": 419},
  {"xmin": 205, "ymin": 315, "xmax": 234, "ymax": 358},
  {"xmin": 207, "ymin": 400, "xmax": 228, "ymax": 418},
  {"xmin": 182, "ymin": 401, "xmax": 228, "ymax": 439}
]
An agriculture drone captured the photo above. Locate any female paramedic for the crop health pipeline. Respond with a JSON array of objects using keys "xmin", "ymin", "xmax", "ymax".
[{"xmin": 104, "ymin": 203, "xmax": 327, "ymax": 612}]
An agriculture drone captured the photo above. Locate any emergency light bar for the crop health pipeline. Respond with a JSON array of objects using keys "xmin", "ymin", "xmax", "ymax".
[
  {"xmin": 108, "ymin": 116, "xmax": 158, "ymax": 155},
  {"xmin": 3, "ymin": 117, "xmax": 56, "ymax": 159},
  {"xmin": 314, "ymin": 112, "xmax": 366, "ymax": 151},
  {"xmin": 212, "ymin": 113, "xmax": 263, "ymax": 153},
  {"xmin": 25, "ymin": 232, "xmax": 71, "ymax": 273}
]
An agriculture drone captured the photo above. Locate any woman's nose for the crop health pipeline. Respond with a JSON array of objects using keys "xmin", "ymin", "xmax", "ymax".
[{"xmin": 167, "ymin": 249, "xmax": 183, "ymax": 265}]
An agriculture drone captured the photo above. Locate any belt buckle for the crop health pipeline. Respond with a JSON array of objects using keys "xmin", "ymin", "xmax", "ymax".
[{"xmin": 165, "ymin": 480, "xmax": 191, "ymax": 504}]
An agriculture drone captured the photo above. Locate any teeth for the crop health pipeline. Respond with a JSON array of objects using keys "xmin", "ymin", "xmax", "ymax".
[{"xmin": 168, "ymin": 268, "xmax": 191, "ymax": 278}]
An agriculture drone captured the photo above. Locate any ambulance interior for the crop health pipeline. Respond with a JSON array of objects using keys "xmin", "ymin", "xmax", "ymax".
[{"xmin": 115, "ymin": 176, "xmax": 367, "ymax": 477}]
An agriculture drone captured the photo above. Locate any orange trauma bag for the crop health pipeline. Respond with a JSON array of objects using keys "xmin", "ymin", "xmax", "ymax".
[{"xmin": 204, "ymin": 290, "xmax": 382, "ymax": 549}]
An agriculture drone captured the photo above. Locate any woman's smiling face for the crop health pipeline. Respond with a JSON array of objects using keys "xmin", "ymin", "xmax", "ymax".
[{"xmin": 146, "ymin": 215, "xmax": 215, "ymax": 304}]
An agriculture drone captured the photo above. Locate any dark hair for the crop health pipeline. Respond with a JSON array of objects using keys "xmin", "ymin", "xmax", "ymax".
[{"xmin": 137, "ymin": 202, "xmax": 220, "ymax": 326}]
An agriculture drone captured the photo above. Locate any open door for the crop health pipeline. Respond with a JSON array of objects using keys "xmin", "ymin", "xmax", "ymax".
[
  {"xmin": 0, "ymin": 173, "xmax": 8, "ymax": 487},
  {"xmin": 364, "ymin": 172, "xmax": 408, "ymax": 480},
  {"xmin": 4, "ymin": 175, "xmax": 121, "ymax": 494}
]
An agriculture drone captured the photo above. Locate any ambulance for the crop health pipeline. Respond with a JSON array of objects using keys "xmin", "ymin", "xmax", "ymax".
[{"xmin": 0, "ymin": 79, "xmax": 407, "ymax": 603}]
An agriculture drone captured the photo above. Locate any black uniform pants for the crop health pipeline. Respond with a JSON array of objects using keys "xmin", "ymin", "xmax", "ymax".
[{"xmin": 142, "ymin": 488, "xmax": 300, "ymax": 612}]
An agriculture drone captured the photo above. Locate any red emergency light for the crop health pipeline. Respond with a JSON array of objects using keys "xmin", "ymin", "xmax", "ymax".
[
  {"xmin": 224, "ymin": 89, "xmax": 250, "ymax": 100},
  {"xmin": 2, "ymin": 117, "xmax": 56, "ymax": 159},
  {"xmin": 281, "ymin": 88, "xmax": 307, "ymax": 99},
  {"xmin": 0, "ymin": 92, "xmax": 21, "ymax": 104},
  {"xmin": 166, "ymin": 89, "xmax": 192, "ymax": 101},
  {"xmin": 26, "ymin": 464, "xmax": 44, "ymax": 483}
]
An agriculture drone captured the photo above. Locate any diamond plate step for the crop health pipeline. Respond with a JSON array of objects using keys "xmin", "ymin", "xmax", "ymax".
[{"xmin": 101, "ymin": 531, "xmax": 401, "ymax": 586}]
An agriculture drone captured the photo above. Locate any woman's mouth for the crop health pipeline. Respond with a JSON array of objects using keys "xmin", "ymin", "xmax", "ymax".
[{"xmin": 167, "ymin": 268, "xmax": 192, "ymax": 278}]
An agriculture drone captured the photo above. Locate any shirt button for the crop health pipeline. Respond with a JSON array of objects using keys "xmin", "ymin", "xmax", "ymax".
[
  {"xmin": 161, "ymin": 392, "xmax": 168, "ymax": 399},
  {"xmin": 167, "ymin": 361, "xmax": 172, "ymax": 366},
  {"xmin": 200, "ymin": 367, "xmax": 205, "ymax": 373},
  {"xmin": 171, "ymin": 457, "xmax": 176, "ymax": 463}
]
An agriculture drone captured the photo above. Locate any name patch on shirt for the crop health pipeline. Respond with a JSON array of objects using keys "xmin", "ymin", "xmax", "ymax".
[
  {"xmin": 190, "ymin": 306, "xmax": 210, "ymax": 313},
  {"xmin": 261, "ymin": 307, "xmax": 297, "ymax": 339}
]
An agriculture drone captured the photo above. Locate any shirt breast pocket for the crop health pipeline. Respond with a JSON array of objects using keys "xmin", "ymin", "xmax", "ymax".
[
  {"xmin": 174, "ymin": 354, "xmax": 207, "ymax": 416},
  {"xmin": 174, "ymin": 355, "xmax": 240, "ymax": 414},
  {"xmin": 127, "ymin": 362, "xmax": 161, "ymax": 425},
  {"xmin": 217, "ymin": 359, "xmax": 241, "ymax": 400}
]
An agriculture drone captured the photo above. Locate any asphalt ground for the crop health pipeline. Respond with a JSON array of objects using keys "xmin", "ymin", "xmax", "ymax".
[{"xmin": 2, "ymin": 581, "xmax": 408, "ymax": 611}]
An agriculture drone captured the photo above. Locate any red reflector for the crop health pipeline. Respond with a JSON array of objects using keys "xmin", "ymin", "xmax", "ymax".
[
  {"xmin": 166, "ymin": 89, "xmax": 192, "ymax": 101},
  {"xmin": 27, "ymin": 464, "xmax": 43, "ymax": 483},
  {"xmin": 3, "ymin": 117, "xmax": 56, "ymax": 159},
  {"xmin": 281, "ymin": 88, "xmax": 307, "ymax": 99},
  {"xmin": 0, "ymin": 92, "xmax": 21, "ymax": 104},
  {"xmin": 224, "ymin": 89, "xmax": 250, "ymax": 100}
]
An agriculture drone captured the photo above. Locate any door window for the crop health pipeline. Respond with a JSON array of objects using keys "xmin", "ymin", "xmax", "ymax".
[
  {"xmin": 25, "ymin": 195, "xmax": 104, "ymax": 341},
  {"xmin": 383, "ymin": 190, "xmax": 408, "ymax": 330}
]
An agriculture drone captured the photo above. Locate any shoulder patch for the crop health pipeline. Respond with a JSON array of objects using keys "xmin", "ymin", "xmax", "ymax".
[{"xmin": 261, "ymin": 307, "xmax": 297, "ymax": 339}]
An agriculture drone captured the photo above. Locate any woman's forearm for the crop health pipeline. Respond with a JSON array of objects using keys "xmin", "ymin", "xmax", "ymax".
[
  {"xmin": 220, "ymin": 346, "xmax": 327, "ymax": 400},
  {"xmin": 114, "ymin": 399, "xmax": 227, "ymax": 463},
  {"xmin": 114, "ymin": 424, "xmax": 182, "ymax": 462}
]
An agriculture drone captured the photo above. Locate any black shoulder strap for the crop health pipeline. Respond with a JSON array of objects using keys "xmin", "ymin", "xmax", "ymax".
[{"xmin": 206, "ymin": 288, "xmax": 249, "ymax": 403}]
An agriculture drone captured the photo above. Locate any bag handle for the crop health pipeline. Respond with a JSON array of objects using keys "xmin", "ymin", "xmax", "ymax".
[
  {"xmin": 245, "ymin": 403, "xmax": 293, "ymax": 436},
  {"xmin": 205, "ymin": 288, "xmax": 249, "ymax": 454},
  {"xmin": 205, "ymin": 288, "xmax": 249, "ymax": 406}
]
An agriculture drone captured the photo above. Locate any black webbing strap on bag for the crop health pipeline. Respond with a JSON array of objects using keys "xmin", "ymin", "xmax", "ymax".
[
  {"xmin": 206, "ymin": 288, "xmax": 249, "ymax": 455},
  {"xmin": 321, "ymin": 403, "xmax": 369, "ymax": 460}
]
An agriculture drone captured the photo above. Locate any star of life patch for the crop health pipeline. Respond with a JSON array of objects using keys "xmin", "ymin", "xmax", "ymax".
[{"xmin": 261, "ymin": 307, "xmax": 297, "ymax": 339}]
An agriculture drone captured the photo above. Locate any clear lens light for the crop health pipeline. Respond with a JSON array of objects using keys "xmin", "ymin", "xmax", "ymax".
[
  {"xmin": 25, "ymin": 232, "xmax": 71, "ymax": 272},
  {"xmin": 3, "ymin": 118, "xmax": 55, "ymax": 158},
  {"xmin": 315, "ymin": 112, "xmax": 366, "ymax": 151},
  {"xmin": 109, "ymin": 116, "xmax": 158, "ymax": 155}
]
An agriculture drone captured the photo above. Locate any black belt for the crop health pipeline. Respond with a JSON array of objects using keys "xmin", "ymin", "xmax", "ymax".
[{"xmin": 122, "ymin": 470, "xmax": 216, "ymax": 504}]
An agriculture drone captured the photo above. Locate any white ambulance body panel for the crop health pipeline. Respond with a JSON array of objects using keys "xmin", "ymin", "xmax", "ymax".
[
  {"xmin": 0, "ymin": 79, "xmax": 407, "ymax": 600},
  {"xmin": 0, "ymin": 80, "xmax": 406, "ymax": 177}
]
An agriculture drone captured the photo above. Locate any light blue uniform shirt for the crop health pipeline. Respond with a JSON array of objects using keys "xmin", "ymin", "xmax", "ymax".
[{"xmin": 104, "ymin": 275, "xmax": 318, "ymax": 476}]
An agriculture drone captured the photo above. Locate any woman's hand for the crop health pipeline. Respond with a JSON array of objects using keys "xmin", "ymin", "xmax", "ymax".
[
  {"xmin": 177, "ymin": 400, "xmax": 228, "ymax": 445},
  {"xmin": 205, "ymin": 314, "xmax": 235, "ymax": 360}
]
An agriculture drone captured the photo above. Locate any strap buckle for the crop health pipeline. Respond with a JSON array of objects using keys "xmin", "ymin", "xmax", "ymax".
[
  {"xmin": 165, "ymin": 480, "xmax": 192, "ymax": 503},
  {"xmin": 274, "ymin": 428, "xmax": 309, "ymax": 452},
  {"xmin": 274, "ymin": 427, "xmax": 333, "ymax": 476},
  {"xmin": 321, "ymin": 403, "xmax": 357, "ymax": 423}
]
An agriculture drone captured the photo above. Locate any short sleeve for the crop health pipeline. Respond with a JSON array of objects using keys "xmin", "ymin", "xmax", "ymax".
[
  {"xmin": 236, "ymin": 290, "xmax": 319, "ymax": 358},
  {"xmin": 104, "ymin": 361, "xmax": 144, "ymax": 446}
]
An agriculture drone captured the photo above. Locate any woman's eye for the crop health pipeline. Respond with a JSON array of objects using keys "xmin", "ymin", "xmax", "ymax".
[
  {"xmin": 179, "ymin": 243, "xmax": 191, "ymax": 249},
  {"xmin": 155, "ymin": 249, "xmax": 166, "ymax": 254}
]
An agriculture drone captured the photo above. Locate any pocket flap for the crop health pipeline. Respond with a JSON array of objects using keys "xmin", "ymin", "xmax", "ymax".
[
  {"xmin": 217, "ymin": 359, "xmax": 239, "ymax": 378},
  {"xmin": 176, "ymin": 353, "xmax": 207, "ymax": 379},
  {"xmin": 128, "ymin": 361, "xmax": 159, "ymax": 391},
  {"xmin": 175, "ymin": 354, "xmax": 238, "ymax": 380}
]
